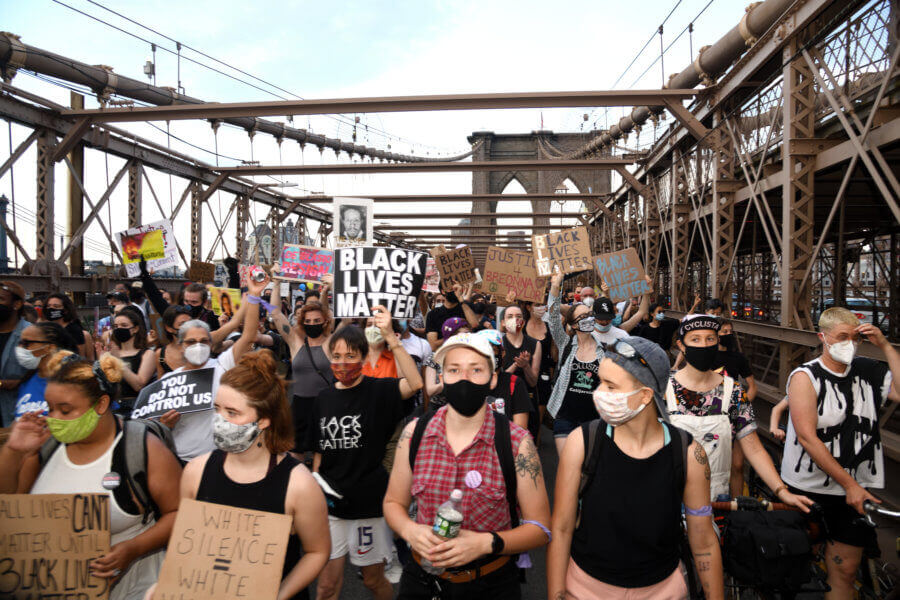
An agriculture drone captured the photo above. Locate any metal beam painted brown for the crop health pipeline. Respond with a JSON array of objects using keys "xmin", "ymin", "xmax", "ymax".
[
  {"xmin": 377, "ymin": 224, "xmax": 553, "ymax": 230},
  {"xmin": 64, "ymin": 90, "xmax": 698, "ymax": 123},
  {"xmin": 300, "ymin": 193, "xmax": 612, "ymax": 203},
  {"xmin": 374, "ymin": 212, "xmax": 583, "ymax": 219}
]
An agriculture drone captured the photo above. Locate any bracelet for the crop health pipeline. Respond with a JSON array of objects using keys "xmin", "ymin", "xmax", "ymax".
[
  {"xmin": 774, "ymin": 484, "xmax": 788, "ymax": 497},
  {"xmin": 246, "ymin": 295, "xmax": 277, "ymax": 313},
  {"xmin": 684, "ymin": 505, "xmax": 713, "ymax": 517},
  {"xmin": 521, "ymin": 519, "xmax": 552, "ymax": 542}
]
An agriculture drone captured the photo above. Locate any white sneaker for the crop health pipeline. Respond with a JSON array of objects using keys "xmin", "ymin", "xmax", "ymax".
[{"xmin": 385, "ymin": 550, "xmax": 403, "ymax": 584}]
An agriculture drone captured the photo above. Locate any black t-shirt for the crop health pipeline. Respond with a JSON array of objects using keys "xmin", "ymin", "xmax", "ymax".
[
  {"xmin": 308, "ymin": 376, "xmax": 404, "ymax": 519},
  {"xmin": 557, "ymin": 358, "xmax": 600, "ymax": 425},
  {"xmin": 487, "ymin": 372, "xmax": 532, "ymax": 418},
  {"xmin": 64, "ymin": 321, "xmax": 86, "ymax": 345},
  {"xmin": 425, "ymin": 304, "xmax": 466, "ymax": 337},
  {"xmin": 633, "ymin": 319, "xmax": 678, "ymax": 351},
  {"xmin": 715, "ymin": 350, "xmax": 752, "ymax": 380}
]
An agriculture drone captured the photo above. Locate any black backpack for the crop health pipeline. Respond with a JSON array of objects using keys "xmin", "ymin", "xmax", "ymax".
[
  {"xmin": 39, "ymin": 417, "xmax": 178, "ymax": 524},
  {"xmin": 722, "ymin": 509, "xmax": 812, "ymax": 590}
]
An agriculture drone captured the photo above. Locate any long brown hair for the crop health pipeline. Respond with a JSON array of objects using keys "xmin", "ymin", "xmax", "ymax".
[
  {"xmin": 219, "ymin": 350, "xmax": 293, "ymax": 453},
  {"xmin": 297, "ymin": 301, "xmax": 333, "ymax": 337}
]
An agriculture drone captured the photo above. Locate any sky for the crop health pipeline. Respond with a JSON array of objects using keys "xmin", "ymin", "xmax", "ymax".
[{"xmin": 0, "ymin": 0, "xmax": 745, "ymax": 267}]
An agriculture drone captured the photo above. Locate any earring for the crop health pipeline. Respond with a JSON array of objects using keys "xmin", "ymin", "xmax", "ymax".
[{"xmin": 257, "ymin": 441, "xmax": 263, "ymax": 448}]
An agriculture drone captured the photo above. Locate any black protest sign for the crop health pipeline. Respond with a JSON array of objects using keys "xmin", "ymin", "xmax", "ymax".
[
  {"xmin": 593, "ymin": 247, "xmax": 652, "ymax": 302},
  {"xmin": 155, "ymin": 498, "xmax": 291, "ymax": 600},
  {"xmin": 131, "ymin": 368, "xmax": 215, "ymax": 420},
  {"xmin": 333, "ymin": 247, "xmax": 428, "ymax": 318},
  {"xmin": 0, "ymin": 493, "xmax": 111, "ymax": 599}
]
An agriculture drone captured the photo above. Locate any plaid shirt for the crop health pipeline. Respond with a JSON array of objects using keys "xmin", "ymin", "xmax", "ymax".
[{"xmin": 411, "ymin": 406, "xmax": 528, "ymax": 532}]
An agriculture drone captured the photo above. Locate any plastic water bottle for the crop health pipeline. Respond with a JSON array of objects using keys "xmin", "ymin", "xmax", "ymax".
[{"xmin": 421, "ymin": 489, "xmax": 464, "ymax": 575}]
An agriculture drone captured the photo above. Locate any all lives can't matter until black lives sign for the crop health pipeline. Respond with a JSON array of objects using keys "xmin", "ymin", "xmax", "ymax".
[
  {"xmin": 130, "ymin": 368, "xmax": 215, "ymax": 420},
  {"xmin": 333, "ymin": 247, "xmax": 428, "ymax": 318}
]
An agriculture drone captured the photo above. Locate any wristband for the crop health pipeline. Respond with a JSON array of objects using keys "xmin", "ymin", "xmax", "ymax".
[
  {"xmin": 246, "ymin": 295, "xmax": 277, "ymax": 313},
  {"xmin": 774, "ymin": 484, "xmax": 788, "ymax": 497},
  {"xmin": 521, "ymin": 519, "xmax": 552, "ymax": 541},
  {"xmin": 684, "ymin": 505, "xmax": 713, "ymax": 517}
]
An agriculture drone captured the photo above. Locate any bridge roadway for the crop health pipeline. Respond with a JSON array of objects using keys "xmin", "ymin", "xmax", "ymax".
[{"xmin": 318, "ymin": 421, "xmax": 900, "ymax": 599}]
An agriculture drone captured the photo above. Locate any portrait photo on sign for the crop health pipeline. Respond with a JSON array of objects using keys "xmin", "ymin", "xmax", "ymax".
[{"xmin": 333, "ymin": 197, "xmax": 373, "ymax": 247}]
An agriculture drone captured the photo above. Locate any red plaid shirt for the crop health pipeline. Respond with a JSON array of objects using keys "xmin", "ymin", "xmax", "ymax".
[{"xmin": 411, "ymin": 406, "xmax": 529, "ymax": 532}]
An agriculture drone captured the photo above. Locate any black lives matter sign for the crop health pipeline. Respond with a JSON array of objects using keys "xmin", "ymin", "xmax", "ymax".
[
  {"xmin": 131, "ymin": 368, "xmax": 215, "ymax": 420},
  {"xmin": 333, "ymin": 247, "xmax": 428, "ymax": 318}
]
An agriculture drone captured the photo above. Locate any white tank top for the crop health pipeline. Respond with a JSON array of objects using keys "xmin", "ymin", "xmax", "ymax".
[{"xmin": 31, "ymin": 432, "xmax": 146, "ymax": 544}]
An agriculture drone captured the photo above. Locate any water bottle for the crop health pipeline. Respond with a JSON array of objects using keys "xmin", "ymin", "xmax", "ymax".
[{"xmin": 421, "ymin": 489, "xmax": 464, "ymax": 575}]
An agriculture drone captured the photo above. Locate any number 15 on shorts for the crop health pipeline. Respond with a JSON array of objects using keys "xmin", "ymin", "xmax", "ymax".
[{"xmin": 357, "ymin": 525, "xmax": 373, "ymax": 552}]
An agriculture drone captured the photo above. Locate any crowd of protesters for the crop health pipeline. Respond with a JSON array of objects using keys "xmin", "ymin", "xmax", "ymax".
[{"xmin": 0, "ymin": 256, "xmax": 896, "ymax": 600}]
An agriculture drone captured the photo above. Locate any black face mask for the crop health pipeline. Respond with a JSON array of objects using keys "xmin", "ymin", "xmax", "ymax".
[
  {"xmin": 719, "ymin": 334, "xmax": 736, "ymax": 351},
  {"xmin": 683, "ymin": 344, "xmax": 719, "ymax": 372},
  {"xmin": 184, "ymin": 304, "xmax": 203, "ymax": 318},
  {"xmin": 445, "ymin": 292, "xmax": 459, "ymax": 305},
  {"xmin": 304, "ymin": 323, "xmax": 324, "ymax": 338},
  {"xmin": 443, "ymin": 379, "xmax": 492, "ymax": 417},
  {"xmin": 471, "ymin": 301, "xmax": 485, "ymax": 315},
  {"xmin": 0, "ymin": 303, "xmax": 14, "ymax": 322},
  {"xmin": 112, "ymin": 327, "xmax": 133, "ymax": 343},
  {"xmin": 47, "ymin": 308, "xmax": 65, "ymax": 321}
]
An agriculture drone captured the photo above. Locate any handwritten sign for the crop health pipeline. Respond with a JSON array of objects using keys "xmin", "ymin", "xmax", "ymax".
[
  {"xmin": 0, "ymin": 493, "xmax": 111, "ymax": 599},
  {"xmin": 433, "ymin": 246, "xmax": 476, "ymax": 291},
  {"xmin": 594, "ymin": 247, "xmax": 651, "ymax": 302},
  {"xmin": 532, "ymin": 226, "xmax": 592, "ymax": 277},
  {"xmin": 116, "ymin": 219, "xmax": 177, "ymax": 277},
  {"xmin": 190, "ymin": 260, "xmax": 216, "ymax": 284},
  {"xmin": 483, "ymin": 247, "xmax": 547, "ymax": 304},
  {"xmin": 423, "ymin": 258, "xmax": 440, "ymax": 294},
  {"xmin": 131, "ymin": 368, "xmax": 215, "ymax": 420},
  {"xmin": 155, "ymin": 498, "xmax": 291, "ymax": 600},
  {"xmin": 333, "ymin": 247, "xmax": 428, "ymax": 318},
  {"xmin": 277, "ymin": 244, "xmax": 334, "ymax": 284}
]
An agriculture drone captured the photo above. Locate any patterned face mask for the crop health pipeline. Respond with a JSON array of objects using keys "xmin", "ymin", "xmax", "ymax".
[{"xmin": 212, "ymin": 412, "xmax": 261, "ymax": 453}]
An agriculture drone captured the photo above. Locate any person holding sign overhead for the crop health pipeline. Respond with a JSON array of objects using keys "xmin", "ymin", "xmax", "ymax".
[
  {"xmin": 308, "ymin": 306, "xmax": 423, "ymax": 600},
  {"xmin": 0, "ymin": 352, "xmax": 183, "ymax": 600},
  {"xmin": 179, "ymin": 349, "xmax": 331, "ymax": 600}
]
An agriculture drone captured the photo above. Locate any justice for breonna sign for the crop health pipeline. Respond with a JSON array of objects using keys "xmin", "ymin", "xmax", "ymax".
[{"xmin": 333, "ymin": 247, "xmax": 428, "ymax": 319}]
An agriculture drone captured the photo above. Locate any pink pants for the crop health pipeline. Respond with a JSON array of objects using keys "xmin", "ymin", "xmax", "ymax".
[{"xmin": 565, "ymin": 558, "xmax": 689, "ymax": 600}]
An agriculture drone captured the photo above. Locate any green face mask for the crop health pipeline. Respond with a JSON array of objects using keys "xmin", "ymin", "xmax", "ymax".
[{"xmin": 46, "ymin": 404, "xmax": 101, "ymax": 444}]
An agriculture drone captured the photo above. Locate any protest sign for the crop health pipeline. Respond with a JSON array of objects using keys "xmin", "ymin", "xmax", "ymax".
[
  {"xmin": 116, "ymin": 219, "xmax": 177, "ymax": 277},
  {"xmin": 190, "ymin": 260, "xmax": 216, "ymax": 283},
  {"xmin": 423, "ymin": 258, "xmax": 440, "ymax": 293},
  {"xmin": 238, "ymin": 265, "xmax": 252, "ymax": 288},
  {"xmin": 155, "ymin": 498, "xmax": 290, "ymax": 600},
  {"xmin": 209, "ymin": 287, "xmax": 242, "ymax": 317},
  {"xmin": 131, "ymin": 368, "xmax": 215, "ymax": 420},
  {"xmin": 277, "ymin": 244, "xmax": 334, "ymax": 284},
  {"xmin": 333, "ymin": 247, "xmax": 428, "ymax": 318},
  {"xmin": 594, "ymin": 247, "xmax": 652, "ymax": 302},
  {"xmin": 483, "ymin": 247, "xmax": 547, "ymax": 304},
  {"xmin": 532, "ymin": 226, "xmax": 592, "ymax": 277},
  {"xmin": 0, "ymin": 493, "xmax": 111, "ymax": 599},
  {"xmin": 432, "ymin": 246, "xmax": 476, "ymax": 291},
  {"xmin": 333, "ymin": 197, "xmax": 373, "ymax": 247}
]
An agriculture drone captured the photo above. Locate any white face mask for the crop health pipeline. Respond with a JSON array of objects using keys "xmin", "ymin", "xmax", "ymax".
[
  {"xmin": 505, "ymin": 317, "xmax": 522, "ymax": 332},
  {"xmin": 184, "ymin": 343, "xmax": 211, "ymax": 366},
  {"xmin": 532, "ymin": 305, "xmax": 547, "ymax": 318},
  {"xmin": 582, "ymin": 297, "xmax": 595, "ymax": 308},
  {"xmin": 365, "ymin": 326, "xmax": 384, "ymax": 345},
  {"xmin": 592, "ymin": 387, "xmax": 649, "ymax": 426},
  {"xmin": 15, "ymin": 346, "xmax": 42, "ymax": 370},
  {"xmin": 434, "ymin": 302, "xmax": 443, "ymax": 309},
  {"xmin": 824, "ymin": 337, "xmax": 857, "ymax": 365}
]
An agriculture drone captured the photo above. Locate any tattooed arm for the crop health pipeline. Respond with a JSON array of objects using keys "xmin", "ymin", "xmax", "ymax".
[{"xmin": 684, "ymin": 441, "xmax": 724, "ymax": 600}]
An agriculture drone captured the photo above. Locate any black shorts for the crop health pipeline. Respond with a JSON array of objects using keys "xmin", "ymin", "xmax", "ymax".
[{"xmin": 788, "ymin": 486, "xmax": 878, "ymax": 549}]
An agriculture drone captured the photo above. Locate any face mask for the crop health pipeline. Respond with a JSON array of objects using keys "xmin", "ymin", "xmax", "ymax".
[
  {"xmin": 304, "ymin": 323, "xmax": 324, "ymax": 338},
  {"xmin": 365, "ymin": 326, "xmax": 384, "ymax": 345},
  {"xmin": 212, "ymin": 412, "xmax": 261, "ymax": 453},
  {"xmin": 398, "ymin": 320, "xmax": 408, "ymax": 331},
  {"xmin": 112, "ymin": 327, "xmax": 133, "ymax": 344},
  {"xmin": 184, "ymin": 304, "xmax": 203, "ymax": 319},
  {"xmin": 46, "ymin": 404, "xmax": 101, "ymax": 444},
  {"xmin": 593, "ymin": 387, "xmax": 648, "ymax": 426},
  {"xmin": 532, "ymin": 305, "xmax": 547, "ymax": 318},
  {"xmin": 577, "ymin": 316, "xmax": 596, "ymax": 333},
  {"xmin": 612, "ymin": 315, "xmax": 623, "ymax": 327},
  {"xmin": 47, "ymin": 308, "xmax": 64, "ymax": 321},
  {"xmin": 15, "ymin": 346, "xmax": 42, "ymax": 370},
  {"xmin": 654, "ymin": 312, "xmax": 665, "ymax": 321},
  {"xmin": 505, "ymin": 317, "xmax": 522, "ymax": 332},
  {"xmin": 824, "ymin": 338, "xmax": 857, "ymax": 364},
  {"xmin": 445, "ymin": 292, "xmax": 459, "ymax": 305},
  {"xmin": 433, "ymin": 302, "xmax": 444, "ymax": 309},
  {"xmin": 444, "ymin": 379, "xmax": 492, "ymax": 417},
  {"xmin": 582, "ymin": 297, "xmax": 595, "ymax": 308},
  {"xmin": 683, "ymin": 344, "xmax": 719, "ymax": 371},
  {"xmin": 0, "ymin": 303, "xmax": 14, "ymax": 321},
  {"xmin": 331, "ymin": 362, "xmax": 363, "ymax": 386},
  {"xmin": 596, "ymin": 322, "xmax": 612, "ymax": 333},
  {"xmin": 184, "ymin": 343, "xmax": 211, "ymax": 366},
  {"xmin": 719, "ymin": 333, "xmax": 736, "ymax": 350}
]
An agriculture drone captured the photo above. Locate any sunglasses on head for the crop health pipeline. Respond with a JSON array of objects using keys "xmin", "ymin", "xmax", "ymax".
[{"xmin": 607, "ymin": 340, "xmax": 651, "ymax": 371}]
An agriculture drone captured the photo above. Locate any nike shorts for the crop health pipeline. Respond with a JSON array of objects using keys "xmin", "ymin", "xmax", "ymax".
[{"xmin": 328, "ymin": 515, "xmax": 393, "ymax": 566}]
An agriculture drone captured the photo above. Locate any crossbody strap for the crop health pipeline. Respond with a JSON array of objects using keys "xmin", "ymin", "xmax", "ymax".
[{"xmin": 304, "ymin": 341, "xmax": 331, "ymax": 385}]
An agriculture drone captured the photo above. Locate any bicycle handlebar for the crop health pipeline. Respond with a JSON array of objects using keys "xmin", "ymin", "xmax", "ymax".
[
  {"xmin": 712, "ymin": 497, "xmax": 799, "ymax": 512},
  {"xmin": 862, "ymin": 500, "xmax": 900, "ymax": 527}
]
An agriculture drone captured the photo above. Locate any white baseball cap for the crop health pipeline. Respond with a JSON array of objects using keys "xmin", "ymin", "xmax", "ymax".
[{"xmin": 433, "ymin": 332, "xmax": 496, "ymax": 373}]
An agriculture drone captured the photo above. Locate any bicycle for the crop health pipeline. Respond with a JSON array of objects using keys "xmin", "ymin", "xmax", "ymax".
[{"xmin": 856, "ymin": 501, "xmax": 900, "ymax": 600}]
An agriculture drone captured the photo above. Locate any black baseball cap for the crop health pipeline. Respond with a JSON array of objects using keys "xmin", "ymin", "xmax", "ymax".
[{"xmin": 593, "ymin": 297, "xmax": 615, "ymax": 320}]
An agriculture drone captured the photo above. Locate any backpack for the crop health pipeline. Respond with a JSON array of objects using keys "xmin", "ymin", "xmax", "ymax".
[
  {"xmin": 722, "ymin": 510, "xmax": 812, "ymax": 590},
  {"xmin": 39, "ymin": 417, "xmax": 178, "ymax": 524}
]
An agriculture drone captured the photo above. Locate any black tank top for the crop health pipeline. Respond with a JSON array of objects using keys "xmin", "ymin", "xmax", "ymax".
[
  {"xmin": 197, "ymin": 450, "xmax": 308, "ymax": 600},
  {"xmin": 571, "ymin": 422, "xmax": 684, "ymax": 588},
  {"xmin": 501, "ymin": 334, "xmax": 538, "ymax": 389},
  {"xmin": 158, "ymin": 345, "xmax": 174, "ymax": 374},
  {"xmin": 119, "ymin": 348, "xmax": 147, "ymax": 400}
]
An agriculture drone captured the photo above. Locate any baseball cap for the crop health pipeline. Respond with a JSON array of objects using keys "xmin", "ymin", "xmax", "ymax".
[
  {"xmin": 605, "ymin": 336, "xmax": 672, "ymax": 422},
  {"xmin": 106, "ymin": 292, "xmax": 129, "ymax": 303},
  {"xmin": 433, "ymin": 332, "xmax": 495, "ymax": 373},
  {"xmin": 441, "ymin": 317, "xmax": 468, "ymax": 340},
  {"xmin": 0, "ymin": 281, "xmax": 25, "ymax": 301},
  {"xmin": 678, "ymin": 314, "xmax": 721, "ymax": 338},
  {"xmin": 593, "ymin": 297, "xmax": 615, "ymax": 320}
]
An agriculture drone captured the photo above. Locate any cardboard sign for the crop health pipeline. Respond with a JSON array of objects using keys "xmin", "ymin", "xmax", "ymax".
[
  {"xmin": 155, "ymin": 498, "xmax": 291, "ymax": 600},
  {"xmin": 333, "ymin": 247, "xmax": 428, "ymax": 318},
  {"xmin": 0, "ymin": 493, "xmax": 111, "ymax": 599},
  {"xmin": 116, "ymin": 219, "xmax": 178, "ymax": 277},
  {"xmin": 532, "ymin": 226, "xmax": 592, "ymax": 276},
  {"xmin": 432, "ymin": 246, "xmax": 476, "ymax": 291},
  {"xmin": 594, "ymin": 247, "xmax": 651, "ymax": 302},
  {"xmin": 482, "ymin": 247, "xmax": 547, "ymax": 304},
  {"xmin": 190, "ymin": 260, "xmax": 217, "ymax": 284},
  {"xmin": 131, "ymin": 368, "xmax": 215, "ymax": 420},
  {"xmin": 209, "ymin": 287, "xmax": 242, "ymax": 317},
  {"xmin": 423, "ymin": 258, "xmax": 440, "ymax": 293},
  {"xmin": 333, "ymin": 197, "xmax": 374, "ymax": 248},
  {"xmin": 277, "ymin": 244, "xmax": 334, "ymax": 284}
]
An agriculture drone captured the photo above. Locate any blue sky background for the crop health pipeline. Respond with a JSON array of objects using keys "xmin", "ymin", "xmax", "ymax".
[{"xmin": 1, "ymin": 0, "xmax": 743, "ymax": 263}]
